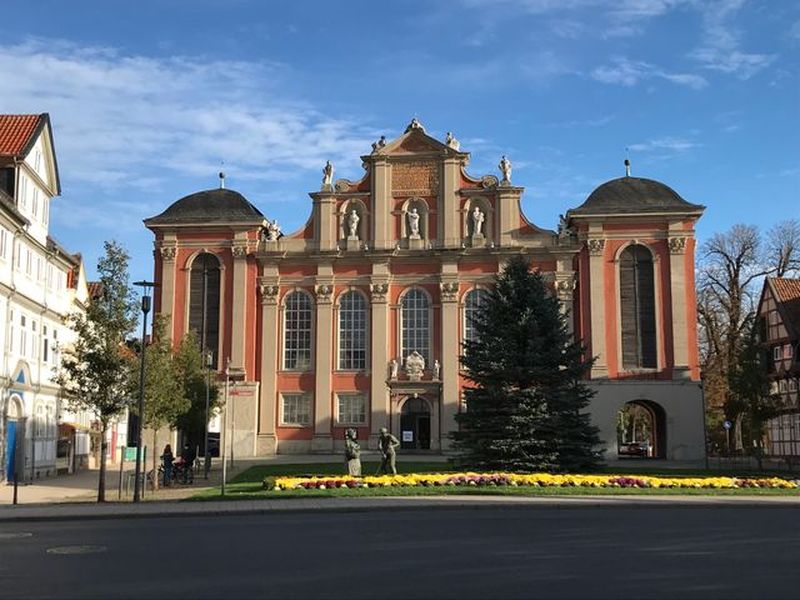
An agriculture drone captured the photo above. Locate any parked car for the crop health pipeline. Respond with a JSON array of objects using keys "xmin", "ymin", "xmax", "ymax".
[{"xmin": 619, "ymin": 442, "xmax": 649, "ymax": 457}]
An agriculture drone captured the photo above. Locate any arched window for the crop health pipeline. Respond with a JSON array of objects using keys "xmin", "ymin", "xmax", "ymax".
[
  {"xmin": 284, "ymin": 291, "xmax": 313, "ymax": 370},
  {"xmin": 464, "ymin": 288, "xmax": 489, "ymax": 343},
  {"xmin": 188, "ymin": 253, "xmax": 221, "ymax": 368},
  {"xmin": 401, "ymin": 288, "xmax": 430, "ymax": 363},
  {"xmin": 619, "ymin": 245, "xmax": 656, "ymax": 369},
  {"xmin": 338, "ymin": 291, "xmax": 367, "ymax": 370}
]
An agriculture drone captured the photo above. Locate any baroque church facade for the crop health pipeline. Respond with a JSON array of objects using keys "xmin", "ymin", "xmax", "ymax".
[{"xmin": 145, "ymin": 119, "xmax": 706, "ymax": 462}]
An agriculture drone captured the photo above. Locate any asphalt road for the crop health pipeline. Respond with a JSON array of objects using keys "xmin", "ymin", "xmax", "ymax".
[{"xmin": 1, "ymin": 506, "xmax": 799, "ymax": 599}]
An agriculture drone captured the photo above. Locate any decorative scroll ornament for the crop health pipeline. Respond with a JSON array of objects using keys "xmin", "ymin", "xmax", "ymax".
[
  {"xmin": 668, "ymin": 237, "xmax": 687, "ymax": 254},
  {"xmin": 440, "ymin": 282, "xmax": 459, "ymax": 302},
  {"xmin": 232, "ymin": 244, "xmax": 248, "ymax": 259},
  {"xmin": 370, "ymin": 283, "xmax": 389, "ymax": 302},
  {"xmin": 481, "ymin": 175, "xmax": 499, "ymax": 189},
  {"xmin": 259, "ymin": 284, "xmax": 280, "ymax": 305},
  {"xmin": 159, "ymin": 245, "xmax": 177, "ymax": 262},
  {"xmin": 315, "ymin": 284, "xmax": 334, "ymax": 303},
  {"xmin": 587, "ymin": 239, "xmax": 606, "ymax": 256},
  {"xmin": 554, "ymin": 278, "xmax": 576, "ymax": 298}
]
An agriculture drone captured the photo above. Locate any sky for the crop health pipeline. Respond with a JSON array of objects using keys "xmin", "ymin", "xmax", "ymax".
[{"xmin": 1, "ymin": 0, "xmax": 798, "ymax": 284}]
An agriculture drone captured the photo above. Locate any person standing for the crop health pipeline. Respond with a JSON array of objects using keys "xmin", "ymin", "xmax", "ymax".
[
  {"xmin": 378, "ymin": 427, "xmax": 400, "ymax": 475},
  {"xmin": 161, "ymin": 444, "xmax": 174, "ymax": 487}
]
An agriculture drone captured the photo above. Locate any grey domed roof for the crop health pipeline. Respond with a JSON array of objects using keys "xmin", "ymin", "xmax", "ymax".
[
  {"xmin": 569, "ymin": 176, "xmax": 704, "ymax": 217},
  {"xmin": 144, "ymin": 188, "xmax": 264, "ymax": 226}
]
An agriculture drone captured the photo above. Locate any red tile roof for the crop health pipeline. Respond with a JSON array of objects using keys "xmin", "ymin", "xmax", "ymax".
[
  {"xmin": 770, "ymin": 277, "xmax": 800, "ymax": 338},
  {"xmin": 0, "ymin": 114, "xmax": 43, "ymax": 157}
]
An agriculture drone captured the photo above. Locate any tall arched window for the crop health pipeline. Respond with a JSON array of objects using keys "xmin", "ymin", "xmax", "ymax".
[
  {"xmin": 464, "ymin": 288, "xmax": 489, "ymax": 343},
  {"xmin": 284, "ymin": 291, "xmax": 313, "ymax": 370},
  {"xmin": 188, "ymin": 253, "xmax": 221, "ymax": 368},
  {"xmin": 401, "ymin": 288, "xmax": 430, "ymax": 363},
  {"xmin": 620, "ymin": 245, "xmax": 657, "ymax": 369},
  {"xmin": 339, "ymin": 291, "xmax": 367, "ymax": 370}
]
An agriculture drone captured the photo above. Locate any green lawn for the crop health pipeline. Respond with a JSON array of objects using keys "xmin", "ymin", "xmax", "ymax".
[{"xmin": 187, "ymin": 461, "xmax": 800, "ymax": 501}]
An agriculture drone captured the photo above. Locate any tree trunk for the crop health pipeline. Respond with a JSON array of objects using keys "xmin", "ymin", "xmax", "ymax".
[
  {"xmin": 98, "ymin": 423, "xmax": 108, "ymax": 503},
  {"xmin": 152, "ymin": 429, "xmax": 159, "ymax": 491}
]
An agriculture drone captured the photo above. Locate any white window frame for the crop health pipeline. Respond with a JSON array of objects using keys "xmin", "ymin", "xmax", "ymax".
[
  {"xmin": 336, "ymin": 393, "xmax": 367, "ymax": 426},
  {"xmin": 282, "ymin": 290, "xmax": 314, "ymax": 371},
  {"xmin": 774, "ymin": 346, "xmax": 782, "ymax": 361},
  {"xmin": 400, "ymin": 287, "xmax": 432, "ymax": 364},
  {"xmin": 280, "ymin": 393, "xmax": 312, "ymax": 427},
  {"xmin": 463, "ymin": 287, "xmax": 489, "ymax": 344},
  {"xmin": 337, "ymin": 290, "xmax": 368, "ymax": 371},
  {"xmin": 0, "ymin": 228, "xmax": 8, "ymax": 261}
]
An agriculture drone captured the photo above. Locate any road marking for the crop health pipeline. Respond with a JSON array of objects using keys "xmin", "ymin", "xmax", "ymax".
[
  {"xmin": 0, "ymin": 532, "xmax": 33, "ymax": 539},
  {"xmin": 46, "ymin": 545, "xmax": 107, "ymax": 555}
]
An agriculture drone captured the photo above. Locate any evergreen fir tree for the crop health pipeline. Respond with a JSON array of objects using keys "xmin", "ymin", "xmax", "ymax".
[{"xmin": 451, "ymin": 256, "xmax": 602, "ymax": 472}]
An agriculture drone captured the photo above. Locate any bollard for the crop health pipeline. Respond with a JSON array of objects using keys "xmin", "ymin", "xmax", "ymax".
[{"xmin": 12, "ymin": 471, "xmax": 18, "ymax": 505}]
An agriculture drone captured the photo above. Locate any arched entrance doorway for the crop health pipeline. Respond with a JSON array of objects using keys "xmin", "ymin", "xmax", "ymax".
[
  {"xmin": 617, "ymin": 400, "xmax": 666, "ymax": 459},
  {"xmin": 400, "ymin": 397, "xmax": 431, "ymax": 450},
  {"xmin": 5, "ymin": 394, "xmax": 24, "ymax": 480}
]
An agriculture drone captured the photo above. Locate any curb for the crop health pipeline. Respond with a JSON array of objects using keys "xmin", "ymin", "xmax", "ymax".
[{"xmin": 2, "ymin": 494, "xmax": 800, "ymax": 523}]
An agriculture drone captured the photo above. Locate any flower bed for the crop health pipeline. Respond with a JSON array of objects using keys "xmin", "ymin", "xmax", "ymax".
[{"xmin": 265, "ymin": 472, "xmax": 798, "ymax": 491}]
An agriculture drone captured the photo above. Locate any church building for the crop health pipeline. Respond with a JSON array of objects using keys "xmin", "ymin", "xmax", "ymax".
[{"xmin": 145, "ymin": 119, "xmax": 706, "ymax": 462}]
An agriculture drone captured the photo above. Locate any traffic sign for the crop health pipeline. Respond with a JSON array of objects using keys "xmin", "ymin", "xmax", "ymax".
[{"xmin": 723, "ymin": 420, "xmax": 732, "ymax": 430}]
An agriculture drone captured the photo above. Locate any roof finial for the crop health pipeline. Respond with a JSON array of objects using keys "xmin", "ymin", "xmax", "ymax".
[
  {"xmin": 624, "ymin": 149, "xmax": 631, "ymax": 177},
  {"xmin": 219, "ymin": 160, "xmax": 226, "ymax": 189}
]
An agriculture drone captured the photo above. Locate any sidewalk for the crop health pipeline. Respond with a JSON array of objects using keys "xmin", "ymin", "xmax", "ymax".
[{"xmin": 1, "ymin": 493, "xmax": 800, "ymax": 523}]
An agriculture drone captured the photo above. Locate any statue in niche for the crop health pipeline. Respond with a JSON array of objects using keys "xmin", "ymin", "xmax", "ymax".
[
  {"xmin": 344, "ymin": 428, "xmax": 361, "ymax": 477},
  {"xmin": 407, "ymin": 207, "xmax": 421, "ymax": 240},
  {"xmin": 347, "ymin": 209, "xmax": 360, "ymax": 240},
  {"xmin": 499, "ymin": 155, "xmax": 512, "ymax": 183},
  {"xmin": 404, "ymin": 351, "xmax": 425, "ymax": 381},
  {"xmin": 265, "ymin": 219, "xmax": 281, "ymax": 242},
  {"xmin": 471, "ymin": 206, "xmax": 485, "ymax": 237},
  {"xmin": 389, "ymin": 359, "xmax": 399, "ymax": 380},
  {"xmin": 322, "ymin": 160, "xmax": 334, "ymax": 189}
]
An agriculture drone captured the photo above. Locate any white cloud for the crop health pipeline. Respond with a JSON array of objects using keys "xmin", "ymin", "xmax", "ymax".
[
  {"xmin": 0, "ymin": 38, "xmax": 381, "ymax": 193},
  {"xmin": 591, "ymin": 57, "xmax": 707, "ymax": 89},
  {"xmin": 628, "ymin": 136, "xmax": 701, "ymax": 152},
  {"xmin": 689, "ymin": 0, "xmax": 775, "ymax": 79}
]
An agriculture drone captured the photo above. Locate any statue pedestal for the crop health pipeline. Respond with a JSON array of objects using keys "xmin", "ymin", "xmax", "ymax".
[
  {"xmin": 408, "ymin": 237, "xmax": 425, "ymax": 250},
  {"xmin": 471, "ymin": 233, "xmax": 485, "ymax": 248},
  {"xmin": 345, "ymin": 238, "xmax": 360, "ymax": 251},
  {"xmin": 320, "ymin": 183, "xmax": 334, "ymax": 193}
]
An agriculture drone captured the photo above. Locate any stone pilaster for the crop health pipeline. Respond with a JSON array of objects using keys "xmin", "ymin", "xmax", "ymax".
[
  {"xmin": 229, "ymin": 236, "xmax": 249, "ymax": 372},
  {"xmin": 157, "ymin": 237, "xmax": 177, "ymax": 338},
  {"xmin": 313, "ymin": 191, "xmax": 337, "ymax": 252},
  {"xmin": 439, "ymin": 268, "xmax": 460, "ymax": 450},
  {"xmin": 668, "ymin": 229, "xmax": 690, "ymax": 379},
  {"xmin": 495, "ymin": 186, "xmax": 523, "ymax": 248},
  {"xmin": 372, "ymin": 158, "xmax": 391, "ymax": 250},
  {"xmin": 312, "ymin": 271, "xmax": 334, "ymax": 452},
  {"xmin": 441, "ymin": 158, "xmax": 461, "ymax": 248},
  {"xmin": 256, "ymin": 277, "xmax": 279, "ymax": 454},
  {"xmin": 554, "ymin": 271, "xmax": 576, "ymax": 338},
  {"xmin": 369, "ymin": 269, "xmax": 390, "ymax": 449},
  {"xmin": 587, "ymin": 232, "xmax": 608, "ymax": 378}
]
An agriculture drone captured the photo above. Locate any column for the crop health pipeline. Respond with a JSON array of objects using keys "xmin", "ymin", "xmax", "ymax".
[
  {"xmin": 668, "ymin": 232, "xmax": 690, "ymax": 379},
  {"xmin": 230, "ymin": 236, "xmax": 249, "ymax": 372},
  {"xmin": 441, "ymin": 158, "xmax": 461, "ymax": 248},
  {"xmin": 369, "ymin": 273, "xmax": 390, "ymax": 450},
  {"xmin": 439, "ymin": 274, "xmax": 460, "ymax": 451},
  {"xmin": 372, "ymin": 158, "xmax": 391, "ymax": 250},
  {"xmin": 587, "ymin": 233, "xmax": 608, "ymax": 378},
  {"xmin": 157, "ymin": 237, "xmax": 177, "ymax": 337},
  {"xmin": 312, "ymin": 276, "xmax": 334, "ymax": 452},
  {"xmin": 257, "ymin": 278, "xmax": 279, "ymax": 454}
]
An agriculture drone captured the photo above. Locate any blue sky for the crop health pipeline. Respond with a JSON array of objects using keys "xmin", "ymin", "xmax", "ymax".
[{"xmin": 1, "ymin": 0, "xmax": 797, "ymax": 283}]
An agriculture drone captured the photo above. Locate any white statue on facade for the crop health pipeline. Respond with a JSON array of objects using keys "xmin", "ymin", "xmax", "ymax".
[
  {"xmin": 404, "ymin": 351, "xmax": 425, "ymax": 382},
  {"xmin": 557, "ymin": 213, "xmax": 573, "ymax": 240},
  {"xmin": 265, "ymin": 219, "xmax": 281, "ymax": 242},
  {"xmin": 407, "ymin": 207, "xmax": 421, "ymax": 239},
  {"xmin": 433, "ymin": 359, "xmax": 441, "ymax": 380},
  {"xmin": 389, "ymin": 359, "xmax": 399, "ymax": 379},
  {"xmin": 445, "ymin": 132, "xmax": 460, "ymax": 150},
  {"xmin": 371, "ymin": 135, "xmax": 386, "ymax": 152},
  {"xmin": 322, "ymin": 160, "xmax": 334, "ymax": 189},
  {"xmin": 499, "ymin": 155, "xmax": 512, "ymax": 183},
  {"xmin": 347, "ymin": 209, "xmax": 360, "ymax": 240},
  {"xmin": 471, "ymin": 206, "xmax": 485, "ymax": 237}
]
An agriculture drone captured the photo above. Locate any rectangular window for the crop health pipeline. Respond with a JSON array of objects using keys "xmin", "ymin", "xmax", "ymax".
[
  {"xmin": 0, "ymin": 228, "xmax": 7, "ymax": 260},
  {"xmin": 43, "ymin": 325, "xmax": 49, "ymax": 363},
  {"xmin": 337, "ymin": 394, "xmax": 367, "ymax": 426},
  {"xmin": 789, "ymin": 379, "xmax": 798, "ymax": 392},
  {"xmin": 25, "ymin": 248, "xmax": 32, "ymax": 277},
  {"xmin": 19, "ymin": 314, "xmax": 27, "ymax": 357},
  {"xmin": 42, "ymin": 197, "xmax": 49, "ymax": 226},
  {"xmin": 785, "ymin": 344, "xmax": 794, "ymax": 359},
  {"xmin": 52, "ymin": 329, "xmax": 59, "ymax": 366},
  {"xmin": 31, "ymin": 320, "xmax": 38, "ymax": 360},
  {"xmin": 8, "ymin": 309, "xmax": 14, "ymax": 354},
  {"xmin": 280, "ymin": 394, "xmax": 311, "ymax": 426},
  {"xmin": 774, "ymin": 346, "xmax": 782, "ymax": 361},
  {"xmin": 13, "ymin": 241, "xmax": 20, "ymax": 270},
  {"xmin": 779, "ymin": 380, "xmax": 787, "ymax": 393},
  {"xmin": 18, "ymin": 175, "xmax": 27, "ymax": 209},
  {"xmin": 31, "ymin": 188, "xmax": 39, "ymax": 218}
]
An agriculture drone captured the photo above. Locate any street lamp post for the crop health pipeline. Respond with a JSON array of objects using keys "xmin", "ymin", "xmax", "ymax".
[
  {"xmin": 133, "ymin": 280, "xmax": 156, "ymax": 504},
  {"xmin": 204, "ymin": 349, "xmax": 212, "ymax": 479},
  {"xmin": 221, "ymin": 357, "xmax": 230, "ymax": 496}
]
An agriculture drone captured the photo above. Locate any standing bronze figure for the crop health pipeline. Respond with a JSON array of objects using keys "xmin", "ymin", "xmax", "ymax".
[{"xmin": 377, "ymin": 427, "xmax": 400, "ymax": 475}]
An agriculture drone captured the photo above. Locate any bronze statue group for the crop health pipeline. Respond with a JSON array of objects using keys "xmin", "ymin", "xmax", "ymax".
[{"xmin": 344, "ymin": 428, "xmax": 399, "ymax": 477}]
